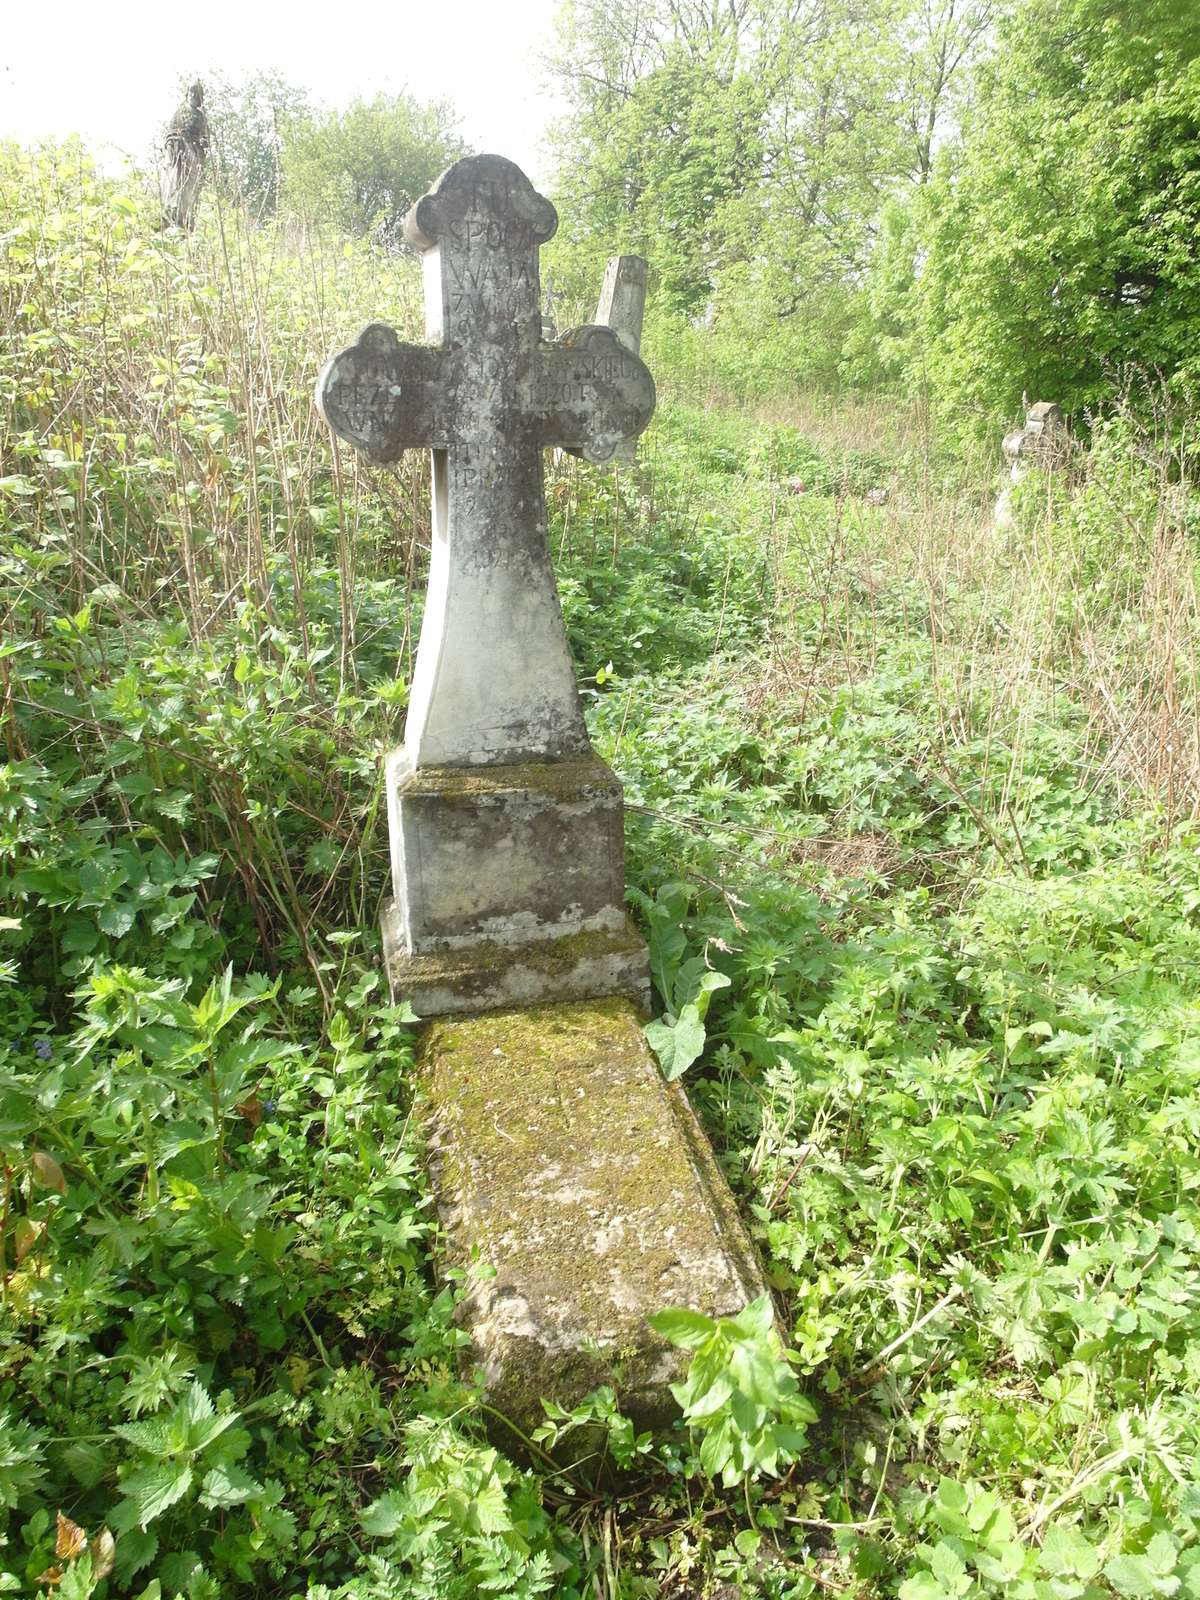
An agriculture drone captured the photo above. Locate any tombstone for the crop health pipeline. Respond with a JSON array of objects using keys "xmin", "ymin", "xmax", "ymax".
[
  {"xmin": 995, "ymin": 398, "xmax": 1069, "ymax": 529},
  {"xmin": 159, "ymin": 81, "xmax": 210, "ymax": 231},
  {"xmin": 318, "ymin": 155, "xmax": 654, "ymax": 1017},
  {"xmin": 591, "ymin": 255, "xmax": 649, "ymax": 466},
  {"xmin": 316, "ymin": 155, "xmax": 765, "ymax": 1436}
]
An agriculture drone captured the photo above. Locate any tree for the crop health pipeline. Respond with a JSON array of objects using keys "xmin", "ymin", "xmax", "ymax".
[
  {"xmin": 892, "ymin": 0, "xmax": 1200, "ymax": 426},
  {"xmin": 282, "ymin": 93, "xmax": 466, "ymax": 245},
  {"xmin": 199, "ymin": 71, "xmax": 313, "ymax": 217},
  {"xmin": 549, "ymin": 0, "xmax": 764, "ymax": 311},
  {"xmin": 547, "ymin": 0, "xmax": 998, "ymax": 383}
]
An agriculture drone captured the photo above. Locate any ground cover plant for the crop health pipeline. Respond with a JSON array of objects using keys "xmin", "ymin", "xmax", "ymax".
[{"xmin": 4, "ymin": 144, "xmax": 1200, "ymax": 1599}]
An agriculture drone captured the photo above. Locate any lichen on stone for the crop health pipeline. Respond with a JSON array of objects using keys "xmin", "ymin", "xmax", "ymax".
[{"xmin": 416, "ymin": 996, "xmax": 766, "ymax": 1438}]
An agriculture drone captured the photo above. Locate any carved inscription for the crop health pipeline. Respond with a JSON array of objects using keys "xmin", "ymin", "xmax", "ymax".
[
  {"xmin": 533, "ymin": 348, "xmax": 646, "ymax": 409},
  {"xmin": 446, "ymin": 249, "xmax": 533, "ymax": 323},
  {"xmin": 534, "ymin": 329, "xmax": 656, "ymax": 461},
  {"xmin": 440, "ymin": 175, "xmax": 533, "ymax": 246},
  {"xmin": 316, "ymin": 325, "xmax": 447, "ymax": 463},
  {"xmin": 331, "ymin": 359, "xmax": 401, "ymax": 440},
  {"xmin": 447, "ymin": 448, "xmax": 537, "ymax": 569},
  {"xmin": 316, "ymin": 158, "xmax": 655, "ymax": 476}
]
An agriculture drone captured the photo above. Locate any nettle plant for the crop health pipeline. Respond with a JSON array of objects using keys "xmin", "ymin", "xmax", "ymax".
[{"xmin": 649, "ymin": 1295, "xmax": 816, "ymax": 1487}]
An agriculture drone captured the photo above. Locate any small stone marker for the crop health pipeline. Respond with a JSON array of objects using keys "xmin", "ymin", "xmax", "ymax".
[
  {"xmin": 317, "ymin": 155, "xmax": 766, "ymax": 1437},
  {"xmin": 318, "ymin": 155, "xmax": 655, "ymax": 1016},
  {"xmin": 592, "ymin": 256, "xmax": 649, "ymax": 465},
  {"xmin": 595, "ymin": 255, "xmax": 648, "ymax": 356},
  {"xmin": 995, "ymin": 398, "xmax": 1069, "ymax": 529}
]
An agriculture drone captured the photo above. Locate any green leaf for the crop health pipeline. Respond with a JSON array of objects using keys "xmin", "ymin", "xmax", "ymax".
[
  {"xmin": 60, "ymin": 1440, "xmax": 109, "ymax": 1489},
  {"xmin": 471, "ymin": 1480, "xmax": 512, "ymax": 1536},
  {"xmin": 734, "ymin": 1528, "xmax": 761, "ymax": 1559},
  {"xmin": 361, "ymin": 1491, "xmax": 409, "ymax": 1537},
  {"xmin": 899, "ymin": 1577, "xmax": 952, "ymax": 1600},
  {"xmin": 645, "ymin": 1003, "xmax": 708, "ymax": 1080},
  {"xmin": 1106, "ymin": 1554, "xmax": 1175, "ymax": 1597},
  {"xmin": 930, "ymin": 1542, "xmax": 968, "ymax": 1588},
  {"xmin": 690, "ymin": 968, "xmax": 731, "ymax": 1021},
  {"xmin": 647, "ymin": 1307, "xmax": 716, "ymax": 1349},
  {"xmin": 198, "ymin": 1463, "xmax": 263, "ymax": 1508},
  {"xmin": 98, "ymin": 903, "xmax": 137, "ymax": 937},
  {"xmin": 730, "ymin": 1294, "xmax": 775, "ymax": 1340},
  {"xmin": 1148, "ymin": 1534, "xmax": 1181, "ymax": 1575},
  {"xmin": 121, "ymin": 1463, "xmax": 194, "ymax": 1527},
  {"xmin": 679, "ymin": 1369, "xmax": 734, "ymax": 1419},
  {"xmin": 1040, "ymin": 1524, "xmax": 1101, "ymax": 1579}
]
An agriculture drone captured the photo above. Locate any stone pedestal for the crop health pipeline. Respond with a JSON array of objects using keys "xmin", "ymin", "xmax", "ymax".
[
  {"xmin": 420, "ymin": 997, "xmax": 767, "ymax": 1435},
  {"xmin": 382, "ymin": 751, "xmax": 650, "ymax": 1016}
]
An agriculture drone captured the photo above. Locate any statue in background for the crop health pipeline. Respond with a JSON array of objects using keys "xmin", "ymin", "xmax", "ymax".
[{"xmin": 160, "ymin": 82, "xmax": 210, "ymax": 231}]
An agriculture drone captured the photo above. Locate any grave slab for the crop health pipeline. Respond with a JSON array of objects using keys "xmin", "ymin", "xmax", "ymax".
[
  {"xmin": 420, "ymin": 996, "xmax": 767, "ymax": 1434},
  {"xmin": 316, "ymin": 159, "xmax": 768, "ymax": 1438}
]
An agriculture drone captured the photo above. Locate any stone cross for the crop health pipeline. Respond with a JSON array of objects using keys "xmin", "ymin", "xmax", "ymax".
[
  {"xmin": 592, "ymin": 256, "xmax": 648, "ymax": 465},
  {"xmin": 317, "ymin": 155, "xmax": 655, "ymax": 1016},
  {"xmin": 316, "ymin": 162, "xmax": 766, "ymax": 1434}
]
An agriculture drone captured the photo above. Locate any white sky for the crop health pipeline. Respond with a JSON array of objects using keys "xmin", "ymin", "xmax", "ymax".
[{"xmin": 0, "ymin": 0, "xmax": 566, "ymax": 182}]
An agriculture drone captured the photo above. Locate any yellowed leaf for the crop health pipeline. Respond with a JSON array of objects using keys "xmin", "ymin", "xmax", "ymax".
[
  {"xmin": 13, "ymin": 1216, "xmax": 43, "ymax": 1262},
  {"xmin": 236, "ymin": 1094, "xmax": 263, "ymax": 1127},
  {"xmin": 90, "ymin": 1528, "xmax": 115, "ymax": 1581},
  {"xmin": 55, "ymin": 1511, "xmax": 87, "ymax": 1560},
  {"xmin": 34, "ymin": 1566, "xmax": 63, "ymax": 1585},
  {"xmin": 31, "ymin": 1152, "xmax": 67, "ymax": 1196}
]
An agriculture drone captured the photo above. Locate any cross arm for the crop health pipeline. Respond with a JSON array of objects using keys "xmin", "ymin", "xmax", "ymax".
[
  {"xmin": 316, "ymin": 322, "xmax": 454, "ymax": 464},
  {"xmin": 535, "ymin": 326, "xmax": 656, "ymax": 465}
]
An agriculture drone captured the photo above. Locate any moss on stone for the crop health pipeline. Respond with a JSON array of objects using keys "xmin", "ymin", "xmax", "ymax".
[
  {"xmin": 416, "ymin": 996, "xmax": 765, "ymax": 1438},
  {"xmin": 396, "ymin": 753, "xmax": 620, "ymax": 803},
  {"xmin": 381, "ymin": 902, "xmax": 650, "ymax": 1014}
]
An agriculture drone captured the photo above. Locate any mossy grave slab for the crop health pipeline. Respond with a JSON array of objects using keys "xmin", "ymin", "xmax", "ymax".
[{"xmin": 419, "ymin": 995, "xmax": 767, "ymax": 1440}]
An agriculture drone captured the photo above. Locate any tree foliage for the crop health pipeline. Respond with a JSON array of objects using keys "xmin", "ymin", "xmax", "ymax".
[
  {"xmin": 888, "ymin": 0, "xmax": 1200, "ymax": 423},
  {"xmin": 548, "ymin": 0, "xmax": 999, "ymax": 384},
  {"xmin": 283, "ymin": 92, "xmax": 466, "ymax": 245},
  {"xmin": 551, "ymin": 0, "xmax": 1200, "ymax": 427},
  {"xmin": 198, "ymin": 71, "xmax": 313, "ymax": 217}
]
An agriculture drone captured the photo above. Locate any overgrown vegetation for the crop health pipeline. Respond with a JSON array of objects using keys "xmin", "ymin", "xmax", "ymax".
[
  {"xmin": 4, "ymin": 57, "xmax": 1200, "ymax": 1600},
  {"xmin": 547, "ymin": 0, "xmax": 1200, "ymax": 427}
]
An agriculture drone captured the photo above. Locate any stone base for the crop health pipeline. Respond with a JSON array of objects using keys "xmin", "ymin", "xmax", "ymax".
[
  {"xmin": 386, "ymin": 751, "xmax": 632, "ymax": 950},
  {"xmin": 382, "ymin": 899, "xmax": 650, "ymax": 1017},
  {"xmin": 418, "ymin": 997, "xmax": 767, "ymax": 1440},
  {"xmin": 383, "ymin": 749, "xmax": 650, "ymax": 1018}
]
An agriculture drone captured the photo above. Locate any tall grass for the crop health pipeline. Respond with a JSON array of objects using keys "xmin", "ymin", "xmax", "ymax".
[
  {"xmin": 740, "ymin": 390, "xmax": 1200, "ymax": 856},
  {"xmin": 4, "ymin": 139, "xmax": 1198, "ymax": 999}
]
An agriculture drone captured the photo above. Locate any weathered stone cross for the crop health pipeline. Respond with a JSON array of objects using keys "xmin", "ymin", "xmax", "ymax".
[
  {"xmin": 315, "ymin": 157, "xmax": 765, "ymax": 1435},
  {"xmin": 317, "ymin": 155, "xmax": 655, "ymax": 1015}
]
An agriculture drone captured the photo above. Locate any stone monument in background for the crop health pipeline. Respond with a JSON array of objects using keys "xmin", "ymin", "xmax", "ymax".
[
  {"xmin": 317, "ymin": 155, "xmax": 765, "ymax": 1435},
  {"xmin": 159, "ymin": 82, "xmax": 210, "ymax": 232},
  {"xmin": 593, "ymin": 255, "xmax": 649, "ymax": 466},
  {"xmin": 995, "ymin": 398, "xmax": 1070, "ymax": 529}
]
